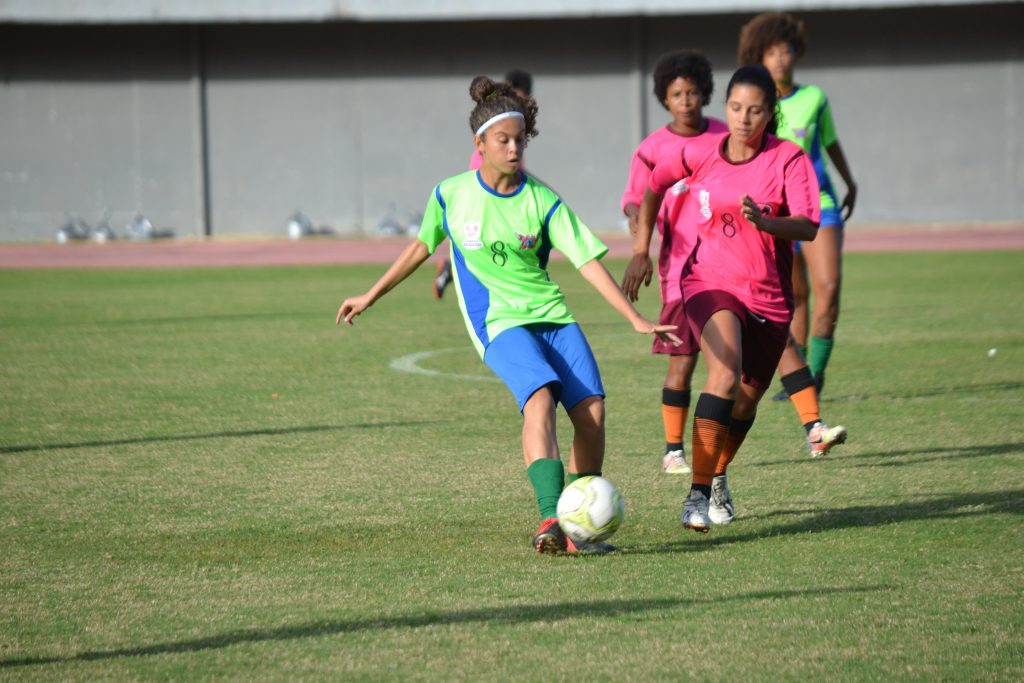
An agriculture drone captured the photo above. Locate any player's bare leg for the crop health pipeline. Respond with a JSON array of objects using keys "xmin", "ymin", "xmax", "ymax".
[
  {"xmin": 567, "ymin": 395, "xmax": 605, "ymax": 476},
  {"xmin": 800, "ymin": 226, "xmax": 843, "ymax": 394},
  {"xmin": 774, "ymin": 251, "xmax": 810, "ymax": 401}
]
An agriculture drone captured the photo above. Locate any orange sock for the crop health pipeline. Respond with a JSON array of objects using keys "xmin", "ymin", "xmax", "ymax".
[
  {"xmin": 691, "ymin": 393, "xmax": 734, "ymax": 486},
  {"xmin": 781, "ymin": 368, "xmax": 820, "ymax": 428},
  {"xmin": 661, "ymin": 388, "xmax": 690, "ymax": 450},
  {"xmin": 715, "ymin": 415, "xmax": 756, "ymax": 475},
  {"xmin": 662, "ymin": 405, "xmax": 687, "ymax": 444},
  {"xmin": 789, "ymin": 387, "xmax": 820, "ymax": 426}
]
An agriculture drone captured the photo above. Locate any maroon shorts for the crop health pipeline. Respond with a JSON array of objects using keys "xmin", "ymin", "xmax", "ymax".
[
  {"xmin": 682, "ymin": 288, "xmax": 789, "ymax": 391},
  {"xmin": 652, "ymin": 297, "xmax": 699, "ymax": 356}
]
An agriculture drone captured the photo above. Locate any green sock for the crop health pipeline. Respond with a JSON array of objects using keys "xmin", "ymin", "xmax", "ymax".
[
  {"xmin": 565, "ymin": 471, "xmax": 601, "ymax": 486},
  {"xmin": 527, "ymin": 459, "xmax": 564, "ymax": 519},
  {"xmin": 809, "ymin": 336, "xmax": 835, "ymax": 379}
]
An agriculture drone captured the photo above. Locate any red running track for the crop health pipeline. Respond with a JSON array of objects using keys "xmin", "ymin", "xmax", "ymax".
[{"xmin": 1, "ymin": 226, "xmax": 1022, "ymax": 270}]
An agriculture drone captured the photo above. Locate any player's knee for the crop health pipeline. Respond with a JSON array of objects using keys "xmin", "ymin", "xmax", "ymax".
[
  {"xmin": 705, "ymin": 367, "xmax": 740, "ymax": 397},
  {"xmin": 816, "ymin": 278, "xmax": 840, "ymax": 306},
  {"xmin": 571, "ymin": 396, "xmax": 604, "ymax": 431}
]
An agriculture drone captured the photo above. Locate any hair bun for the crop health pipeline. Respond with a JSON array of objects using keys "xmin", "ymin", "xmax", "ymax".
[{"xmin": 469, "ymin": 76, "xmax": 497, "ymax": 103}]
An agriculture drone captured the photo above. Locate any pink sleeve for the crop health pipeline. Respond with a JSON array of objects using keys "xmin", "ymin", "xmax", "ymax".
[
  {"xmin": 649, "ymin": 150, "xmax": 686, "ymax": 195},
  {"xmin": 620, "ymin": 150, "xmax": 655, "ymax": 213},
  {"xmin": 469, "ymin": 149, "xmax": 483, "ymax": 171},
  {"xmin": 782, "ymin": 150, "xmax": 821, "ymax": 224}
]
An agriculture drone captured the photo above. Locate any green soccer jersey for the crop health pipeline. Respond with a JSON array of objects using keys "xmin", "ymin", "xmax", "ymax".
[
  {"xmin": 418, "ymin": 171, "xmax": 608, "ymax": 358},
  {"xmin": 777, "ymin": 84, "xmax": 839, "ymax": 209}
]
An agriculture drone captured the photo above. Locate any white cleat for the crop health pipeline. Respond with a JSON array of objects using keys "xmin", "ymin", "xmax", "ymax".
[
  {"xmin": 662, "ymin": 449, "xmax": 691, "ymax": 474},
  {"xmin": 681, "ymin": 487, "xmax": 710, "ymax": 533},
  {"xmin": 709, "ymin": 474, "xmax": 735, "ymax": 525},
  {"xmin": 807, "ymin": 422, "xmax": 848, "ymax": 458}
]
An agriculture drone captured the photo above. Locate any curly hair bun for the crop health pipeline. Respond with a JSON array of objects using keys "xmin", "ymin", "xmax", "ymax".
[{"xmin": 470, "ymin": 76, "xmax": 498, "ymax": 104}]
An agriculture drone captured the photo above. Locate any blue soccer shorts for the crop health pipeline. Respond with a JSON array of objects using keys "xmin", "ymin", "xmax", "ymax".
[{"xmin": 484, "ymin": 322, "xmax": 605, "ymax": 413}]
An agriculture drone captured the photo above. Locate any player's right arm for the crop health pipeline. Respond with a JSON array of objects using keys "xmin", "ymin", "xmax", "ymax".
[
  {"xmin": 621, "ymin": 147, "xmax": 654, "ymax": 238},
  {"xmin": 336, "ymin": 239, "xmax": 432, "ymax": 325},
  {"xmin": 337, "ymin": 184, "xmax": 446, "ymax": 326},
  {"xmin": 621, "ymin": 151, "xmax": 682, "ymax": 302},
  {"xmin": 620, "ymin": 188, "xmax": 661, "ymax": 302},
  {"xmin": 579, "ymin": 259, "xmax": 680, "ymax": 346}
]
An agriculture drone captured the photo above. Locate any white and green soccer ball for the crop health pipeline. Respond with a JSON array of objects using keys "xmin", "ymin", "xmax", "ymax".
[{"xmin": 556, "ymin": 476, "xmax": 624, "ymax": 543}]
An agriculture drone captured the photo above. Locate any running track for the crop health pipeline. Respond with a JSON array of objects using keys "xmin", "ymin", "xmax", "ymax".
[{"xmin": 1, "ymin": 225, "xmax": 1022, "ymax": 270}]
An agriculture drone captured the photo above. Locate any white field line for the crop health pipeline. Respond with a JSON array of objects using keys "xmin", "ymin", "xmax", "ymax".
[{"xmin": 389, "ymin": 337, "xmax": 660, "ymax": 393}]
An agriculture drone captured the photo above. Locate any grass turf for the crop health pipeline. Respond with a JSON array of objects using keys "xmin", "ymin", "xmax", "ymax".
[{"xmin": 1, "ymin": 251, "xmax": 1022, "ymax": 680}]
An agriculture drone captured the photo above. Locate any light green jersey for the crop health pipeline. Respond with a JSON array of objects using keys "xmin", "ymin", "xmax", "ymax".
[
  {"xmin": 418, "ymin": 171, "xmax": 607, "ymax": 357},
  {"xmin": 777, "ymin": 84, "xmax": 840, "ymax": 208}
]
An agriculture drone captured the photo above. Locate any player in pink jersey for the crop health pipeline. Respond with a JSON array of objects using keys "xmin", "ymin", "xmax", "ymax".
[
  {"xmin": 640, "ymin": 65, "xmax": 841, "ymax": 532},
  {"xmin": 434, "ymin": 69, "xmax": 534, "ymax": 299},
  {"xmin": 739, "ymin": 13, "xmax": 858, "ymax": 400},
  {"xmin": 619, "ymin": 51, "xmax": 726, "ymax": 476}
]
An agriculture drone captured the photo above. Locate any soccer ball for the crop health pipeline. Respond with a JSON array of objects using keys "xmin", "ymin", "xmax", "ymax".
[{"xmin": 556, "ymin": 476, "xmax": 624, "ymax": 543}]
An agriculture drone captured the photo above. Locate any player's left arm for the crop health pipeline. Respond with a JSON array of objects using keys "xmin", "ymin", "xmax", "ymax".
[
  {"xmin": 825, "ymin": 140, "xmax": 857, "ymax": 221},
  {"xmin": 740, "ymin": 198, "xmax": 818, "ymax": 241},
  {"xmin": 740, "ymin": 149, "xmax": 820, "ymax": 241},
  {"xmin": 336, "ymin": 238, "xmax": 432, "ymax": 325},
  {"xmin": 577, "ymin": 259, "xmax": 680, "ymax": 345},
  {"xmin": 819, "ymin": 98, "xmax": 858, "ymax": 221}
]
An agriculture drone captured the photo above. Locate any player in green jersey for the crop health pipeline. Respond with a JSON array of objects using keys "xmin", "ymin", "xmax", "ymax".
[
  {"xmin": 338, "ymin": 76, "xmax": 679, "ymax": 555},
  {"xmin": 433, "ymin": 69, "xmax": 534, "ymax": 300},
  {"xmin": 739, "ymin": 12, "xmax": 859, "ymax": 398}
]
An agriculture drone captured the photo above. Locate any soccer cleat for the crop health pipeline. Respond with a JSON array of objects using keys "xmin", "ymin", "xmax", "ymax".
[
  {"xmin": 566, "ymin": 536, "xmax": 618, "ymax": 555},
  {"xmin": 806, "ymin": 421, "xmax": 848, "ymax": 458},
  {"xmin": 771, "ymin": 388, "xmax": 789, "ymax": 402},
  {"xmin": 708, "ymin": 474, "xmax": 735, "ymax": 525},
  {"xmin": 432, "ymin": 260, "xmax": 453, "ymax": 299},
  {"xmin": 533, "ymin": 517, "xmax": 567, "ymax": 555},
  {"xmin": 661, "ymin": 449, "xmax": 691, "ymax": 475},
  {"xmin": 680, "ymin": 487, "xmax": 711, "ymax": 533}
]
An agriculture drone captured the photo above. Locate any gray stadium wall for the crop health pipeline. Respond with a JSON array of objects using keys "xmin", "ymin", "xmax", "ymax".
[{"xmin": 0, "ymin": 3, "xmax": 1021, "ymax": 241}]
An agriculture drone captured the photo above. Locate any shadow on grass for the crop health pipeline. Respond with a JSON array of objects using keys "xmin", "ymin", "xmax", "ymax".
[
  {"xmin": 746, "ymin": 441, "xmax": 1024, "ymax": 469},
  {"xmin": 0, "ymin": 584, "xmax": 888, "ymax": 668},
  {"xmin": 845, "ymin": 442, "xmax": 1024, "ymax": 468},
  {"xmin": 0, "ymin": 421, "xmax": 443, "ymax": 455},
  {"xmin": 628, "ymin": 489, "xmax": 1023, "ymax": 556},
  {"xmin": 824, "ymin": 379, "xmax": 1024, "ymax": 403}
]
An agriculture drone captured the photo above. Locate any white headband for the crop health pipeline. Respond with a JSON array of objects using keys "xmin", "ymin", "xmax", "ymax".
[{"xmin": 475, "ymin": 111, "xmax": 525, "ymax": 137}]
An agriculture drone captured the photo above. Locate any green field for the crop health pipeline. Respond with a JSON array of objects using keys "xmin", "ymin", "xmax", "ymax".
[{"xmin": 1, "ymin": 250, "xmax": 1022, "ymax": 681}]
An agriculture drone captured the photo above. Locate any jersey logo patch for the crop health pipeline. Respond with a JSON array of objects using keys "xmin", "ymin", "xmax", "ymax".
[
  {"xmin": 514, "ymin": 232, "xmax": 538, "ymax": 250},
  {"xmin": 792, "ymin": 127, "xmax": 809, "ymax": 139},
  {"xmin": 670, "ymin": 179, "xmax": 689, "ymax": 196},
  {"xmin": 462, "ymin": 221, "xmax": 483, "ymax": 250},
  {"xmin": 699, "ymin": 189, "xmax": 712, "ymax": 219}
]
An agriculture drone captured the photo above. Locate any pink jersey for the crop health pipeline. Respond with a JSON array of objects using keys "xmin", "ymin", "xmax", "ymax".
[
  {"xmin": 621, "ymin": 119, "xmax": 727, "ymax": 304},
  {"xmin": 650, "ymin": 133, "xmax": 820, "ymax": 323}
]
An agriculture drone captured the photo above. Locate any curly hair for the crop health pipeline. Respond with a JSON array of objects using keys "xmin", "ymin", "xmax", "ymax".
[
  {"xmin": 651, "ymin": 51, "xmax": 714, "ymax": 108},
  {"xmin": 737, "ymin": 12, "xmax": 807, "ymax": 67},
  {"xmin": 726, "ymin": 65, "xmax": 780, "ymax": 136},
  {"xmin": 468, "ymin": 75, "xmax": 539, "ymax": 140}
]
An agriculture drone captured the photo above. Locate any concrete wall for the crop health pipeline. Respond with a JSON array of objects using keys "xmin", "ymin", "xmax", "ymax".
[
  {"xmin": 0, "ymin": 3, "xmax": 1021, "ymax": 241},
  {"xmin": 0, "ymin": 26, "xmax": 205, "ymax": 240}
]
